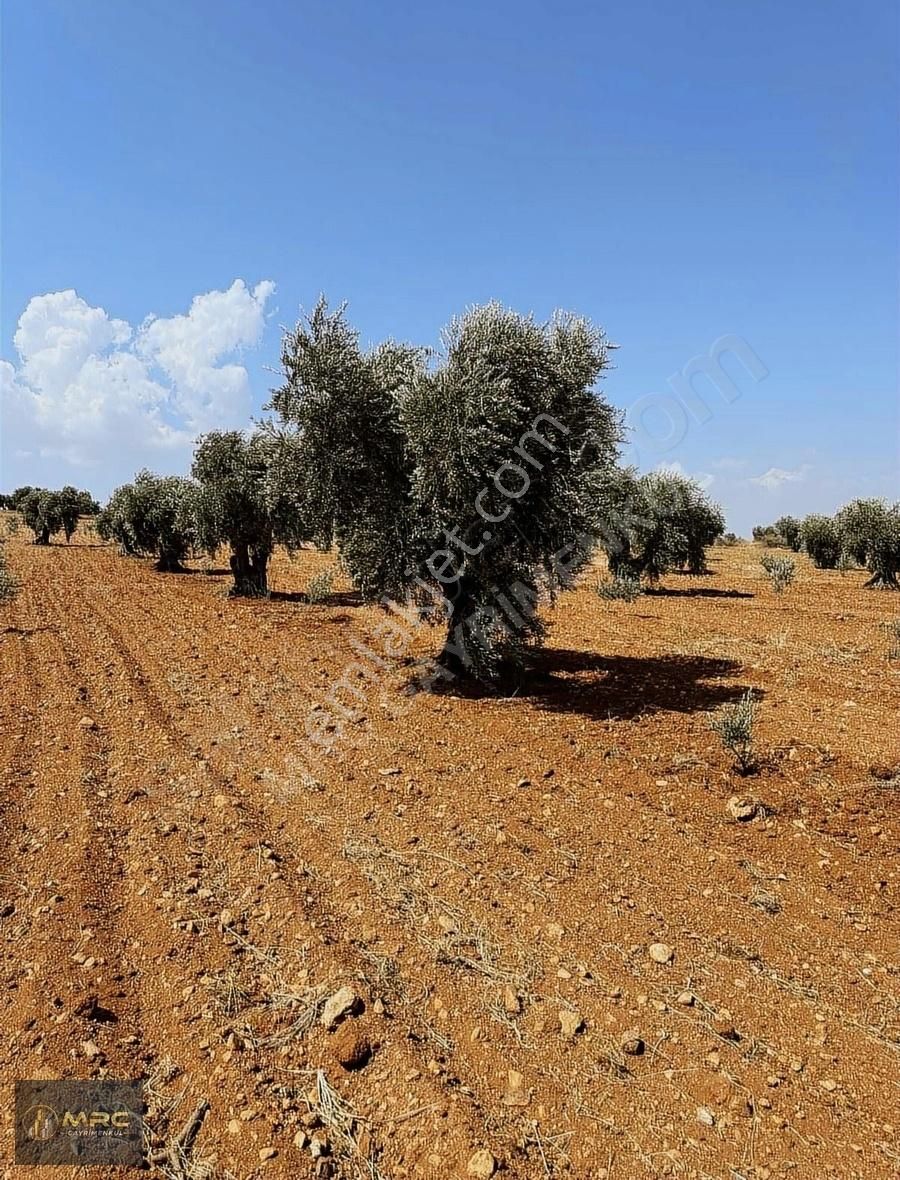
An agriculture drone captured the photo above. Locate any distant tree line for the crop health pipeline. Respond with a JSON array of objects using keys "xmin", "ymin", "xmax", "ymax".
[{"xmin": 754, "ymin": 500, "xmax": 900, "ymax": 588}]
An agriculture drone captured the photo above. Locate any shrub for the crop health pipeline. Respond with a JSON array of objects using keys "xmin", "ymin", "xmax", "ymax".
[
  {"xmin": 760, "ymin": 554, "xmax": 795, "ymax": 593},
  {"xmin": 800, "ymin": 514, "xmax": 840, "ymax": 569},
  {"xmin": 306, "ymin": 568, "xmax": 335, "ymax": 604},
  {"xmin": 885, "ymin": 620, "xmax": 900, "ymax": 661},
  {"xmin": 596, "ymin": 572, "xmax": 643, "ymax": 601},
  {"xmin": 835, "ymin": 498, "xmax": 900, "ymax": 590},
  {"xmin": 5, "ymin": 514, "xmax": 19, "ymax": 537},
  {"xmin": 716, "ymin": 532, "xmax": 741, "ymax": 546},
  {"xmin": 710, "ymin": 690, "xmax": 757, "ymax": 774},
  {"xmin": 773, "ymin": 516, "xmax": 802, "ymax": 551},
  {"xmin": 0, "ymin": 544, "xmax": 17, "ymax": 602},
  {"xmin": 273, "ymin": 299, "xmax": 621, "ymax": 682}
]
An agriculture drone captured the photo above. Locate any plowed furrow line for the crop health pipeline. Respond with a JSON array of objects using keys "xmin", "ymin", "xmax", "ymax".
[{"xmin": 69, "ymin": 576, "xmax": 527, "ymax": 1170}]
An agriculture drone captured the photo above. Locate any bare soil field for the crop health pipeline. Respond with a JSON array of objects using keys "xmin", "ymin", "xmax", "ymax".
[{"xmin": 1, "ymin": 529, "xmax": 898, "ymax": 1180}]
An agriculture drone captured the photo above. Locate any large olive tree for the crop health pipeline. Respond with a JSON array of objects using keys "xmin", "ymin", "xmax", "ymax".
[{"xmin": 273, "ymin": 299, "xmax": 621, "ymax": 681}]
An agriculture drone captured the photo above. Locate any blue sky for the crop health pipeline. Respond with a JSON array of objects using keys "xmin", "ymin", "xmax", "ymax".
[{"xmin": 2, "ymin": 0, "xmax": 897, "ymax": 532}]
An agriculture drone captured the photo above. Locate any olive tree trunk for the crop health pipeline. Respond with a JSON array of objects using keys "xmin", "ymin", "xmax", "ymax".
[{"xmin": 229, "ymin": 542, "xmax": 270, "ymax": 597}]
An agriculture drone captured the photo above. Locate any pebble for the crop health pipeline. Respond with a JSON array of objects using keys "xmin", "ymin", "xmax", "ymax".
[
  {"xmin": 320, "ymin": 986, "xmax": 359, "ymax": 1029},
  {"xmin": 81, "ymin": 1040, "xmax": 101, "ymax": 1059},
  {"xmin": 727, "ymin": 795, "xmax": 759, "ymax": 821},
  {"xmin": 330, "ymin": 1022, "xmax": 374, "ymax": 1070},
  {"xmin": 620, "ymin": 1028, "xmax": 644, "ymax": 1055},
  {"xmin": 558, "ymin": 1009, "xmax": 584, "ymax": 1040},
  {"xmin": 712, "ymin": 1016, "xmax": 740, "ymax": 1041},
  {"xmin": 649, "ymin": 942, "xmax": 674, "ymax": 964},
  {"xmin": 78, "ymin": 717, "xmax": 97, "ymax": 730},
  {"xmin": 467, "ymin": 1149, "xmax": 496, "ymax": 1178},
  {"xmin": 259, "ymin": 1147, "xmax": 277, "ymax": 1162},
  {"xmin": 501, "ymin": 1069, "xmax": 530, "ymax": 1106},
  {"xmin": 309, "ymin": 1131, "xmax": 330, "ymax": 1158},
  {"xmin": 502, "ymin": 985, "xmax": 521, "ymax": 1015},
  {"xmin": 676, "ymin": 990, "xmax": 695, "ymax": 1006},
  {"xmin": 696, "ymin": 1106, "xmax": 716, "ymax": 1127}
]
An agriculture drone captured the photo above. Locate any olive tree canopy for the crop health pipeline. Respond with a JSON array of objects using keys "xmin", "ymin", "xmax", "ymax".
[
  {"xmin": 192, "ymin": 429, "xmax": 310, "ymax": 596},
  {"xmin": 272, "ymin": 299, "xmax": 621, "ymax": 681}
]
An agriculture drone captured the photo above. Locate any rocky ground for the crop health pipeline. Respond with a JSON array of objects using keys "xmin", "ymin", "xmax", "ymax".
[{"xmin": 0, "ymin": 527, "xmax": 898, "ymax": 1179}]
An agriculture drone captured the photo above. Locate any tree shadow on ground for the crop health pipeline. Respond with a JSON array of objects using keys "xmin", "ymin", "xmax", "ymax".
[
  {"xmin": 269, "ymin": 589, "xmax": 365, "ymax": 606},
  {"xmin": 438, "ymin": 648, "xmax": 755, "ymax": 722},
  {"xmin": 645, "ymin": 586, "xmax": 753, "ymax": 600}
]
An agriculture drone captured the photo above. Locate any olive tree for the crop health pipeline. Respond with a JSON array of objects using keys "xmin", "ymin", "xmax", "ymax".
[
  {"xmin": 98, "ymin": 472, "xmax": 198, "ymax": 571},
  {"xmin": 192, "ymin": 429, "xmax": 309, "ymax": 596},
  {"xmin": 20, "ymin": 485, "xmax": 97, "ymax": 543},
  {"xmin": 836, "ymin": 498, "xmax": 900, "ymax": 589},
  {"xmin": 800, "ymin": 514, "xmax": 840, "ymax": 569},
  {"xmin": 273, "ymin": 299, "xmax": 621, "ymax": 681},
  {"xmin": 21, "ymin": 489, "xmax": 63, "ymax": 545},
  {"xmin": 773, "ymin": 515, "xmax": 802, "ymax": 552},
  {"xmin": 597, "ymin": 469, "xmax": 724, "ymax": 582},
  {"xmin": 97, "ymin": 483, "xmax": 141, "ymax": 554}
]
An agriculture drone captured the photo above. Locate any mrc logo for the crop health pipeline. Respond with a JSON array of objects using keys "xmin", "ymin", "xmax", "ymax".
[{"xmin": 15, "ymin": 1079, "xmax": 144, "ymax": 1166}]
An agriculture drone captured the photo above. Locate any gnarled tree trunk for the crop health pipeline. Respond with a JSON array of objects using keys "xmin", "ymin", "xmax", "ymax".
[
  {"xmin": 435, "ymin": 573, "xmax": 479, "ymax": 680},
  {"xmin": 156, "ymin": 547, "xmax": 186, "ymax": 573},
  {"xmin": 229, "ymin": 542, "xmax": 269, "ymax": 597}
]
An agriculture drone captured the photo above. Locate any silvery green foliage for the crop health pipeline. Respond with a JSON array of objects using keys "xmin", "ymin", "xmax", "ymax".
[
  {"xmin": 710, "ymin": 689, "xmax": 757, "ymax": 774},
  {"xmin": 97, "ymin": 483, "xmax": 141, "ymax": 554},
  {"xmin": 760, "ymin": 553, "xmax": 795, "ymax": 593},
  {"xmin": 596, "ymin": 572, "xmax": 643, "ymax": 602},
  {"xmin": 21, "ymin": 489, "xmax": 63, "ymax": 545},
  {"xmin": 305, "ymin": 567, "xmax": 335, "ymax": 604},
  {"xmin": 19, "ymin": 486, "xmax": 97, "ymax": 544},
  {"xmin": 835, "ymin": 498, "xmax": 900, "ymax": 590},
  {"xmin": 800, "ymin": 514, "xmax": 840, "ymax": 569},
  {"xmin": 271, "ymin": 301, "xmax": 424, "ymax": 602},
  {"xmin": 773, "ymin": 515, "xmax": 802, "ymax": 552},
  {"xmin": 273, "ymin": 299, "xmax": 621, "ymax": 681},
  {"xmin": 97, "ymin": 472, "xmax": 198, "ymax": 569},
  {"xmin": 597, "ymin": 468, "xmax": 724, "ymax": 582},
  {"xmin": 192, "ymin": 429, "xmax": 310, "ymax": 597}
]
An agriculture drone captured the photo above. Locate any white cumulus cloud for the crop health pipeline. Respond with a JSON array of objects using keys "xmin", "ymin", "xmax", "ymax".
[
  {"xmin": 749, "ymin": 465, "xmax": 808, "ymax": 492},
  {"xmin": 1, "ymin": 279, "xmax": 275, "ymax": 491},
  {"xmin": 655, "ymin": 460, "xmax": 714, "ymax": 491}
]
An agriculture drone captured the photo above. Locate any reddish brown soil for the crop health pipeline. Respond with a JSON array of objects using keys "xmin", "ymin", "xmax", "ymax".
[{"xmin": 1, "ymin": 529, "xmax": 898, "ymax": 1180}]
